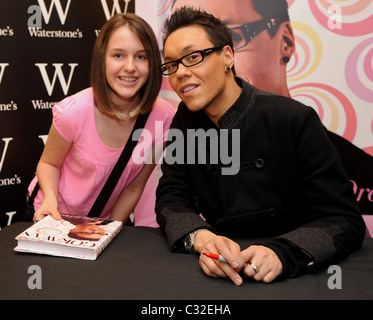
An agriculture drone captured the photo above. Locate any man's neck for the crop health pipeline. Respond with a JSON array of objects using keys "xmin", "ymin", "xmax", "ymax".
[{"xmin": 204, "ymin": 77, "xmax": 242, "ymax": 128}]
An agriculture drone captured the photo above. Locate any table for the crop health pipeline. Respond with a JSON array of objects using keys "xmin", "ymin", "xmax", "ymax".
[{"xmin": 1, "ymin": 222, "xmax": 373, "ymax": 303}]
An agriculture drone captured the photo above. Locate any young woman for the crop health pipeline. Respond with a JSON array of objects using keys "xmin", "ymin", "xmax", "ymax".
[{"xmin": 29, "ymin": 13, "xmax": 174, "ymax": 224}]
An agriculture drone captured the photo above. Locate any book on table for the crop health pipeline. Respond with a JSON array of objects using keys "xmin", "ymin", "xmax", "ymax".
[{"xmin": 14, "ymin": 213, "xmax": 122, "ymax": 260}]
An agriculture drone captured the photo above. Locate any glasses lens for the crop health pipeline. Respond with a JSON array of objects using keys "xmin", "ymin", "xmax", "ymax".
[
  {"xmin": 161, "ymin": 61, "xmax": 178, "ymax": 75},
  {"xmin": 182, "ymin": 51, "xmax": 203, "ymax": 67},
  {"xmin": 160, "ymin": 65, "xmax": 168, "ymax": 74}
]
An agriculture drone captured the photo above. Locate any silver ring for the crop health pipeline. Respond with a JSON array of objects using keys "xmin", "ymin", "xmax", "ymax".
[{"xmin": 250, "ymin": 263, "xmax": 260, "ymax": 273}]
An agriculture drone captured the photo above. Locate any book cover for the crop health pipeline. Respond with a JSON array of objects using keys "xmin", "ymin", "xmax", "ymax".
[{"xmin": 14, "ymin": 214, "xmax": 122, "ymax": 260}]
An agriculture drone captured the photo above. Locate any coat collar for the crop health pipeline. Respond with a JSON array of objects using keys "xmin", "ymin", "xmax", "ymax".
[{"xmin": 217, "ymin": 77, "xmax": 256, "ymax": 129}]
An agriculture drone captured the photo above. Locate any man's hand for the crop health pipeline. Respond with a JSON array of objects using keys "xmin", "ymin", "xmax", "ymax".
[
  {"xmin": 194, "ymin": 231, "xmax": 283, "ymax": 285},
  {"xmin": 193, "ymin": 230, "xmax": 243, "ymax": 286},
  {"xmin": 238, "ymin": 245, "xmax": 283, "ymax": 283}
]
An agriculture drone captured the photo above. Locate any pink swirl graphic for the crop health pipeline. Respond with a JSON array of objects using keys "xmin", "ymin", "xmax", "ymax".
[
  {"xmin": 290, "ymin": 83, "xmax": 357, "ymax": 142},
  {"xmin": 309, "ymin": 0, "xmax": 373, "ymax": 36},
  {"xmin": 366, "ymin": 119, "xmax": 373, "ymax": 155},
  {"xmin": 288, "ymin": 36, "xmax": 311, "ymax": 78},
  {"xmin": 287, "ymin": 22, "xmax": 322, "ymax": 81},
  {"xmin": 158, "ymin": 0, "xmax": 173, "ymax": 16},
  {"xmin": 345, "ymin": 37, "xmax": 373, "ymax": 103},
  {"xmin": 365, "ymin": 146, "xmax": 373, "ymax": 157},
  {"xmin": 319, "ymin": 0, "xmax": 371, "ymax": 16},
  {"xmin": 365, "ymin": 48, "xmax": 373, "ymax": 82},
  {"xmin": 287, "ymin": 0, "xmax": 295, "ymax": 7}
]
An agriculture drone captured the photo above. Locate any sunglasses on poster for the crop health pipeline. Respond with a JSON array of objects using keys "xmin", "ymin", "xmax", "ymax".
[{"xmin": 230, "ymin": 16, "xmax": 288, "ymax": 51}]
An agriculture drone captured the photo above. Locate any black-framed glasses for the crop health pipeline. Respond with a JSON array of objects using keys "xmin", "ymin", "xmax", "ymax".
[
  {"xmin": 159, "ymin": 46, "xmax": 224, "ymax": 76},
  {"xmin": 230, "ymin": 16, "xmax": 287, "ymax": 51}
]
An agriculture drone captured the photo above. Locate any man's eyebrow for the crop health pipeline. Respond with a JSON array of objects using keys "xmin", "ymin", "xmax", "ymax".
[{"xmin": 164, "ymin": 44, "xmax": 197, "ymax": 61}]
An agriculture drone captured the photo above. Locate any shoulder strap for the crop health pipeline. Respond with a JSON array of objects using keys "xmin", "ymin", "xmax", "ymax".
[
  {"xmin": 88, "ymin": 112, "xmax": 150, "ymax": 217},
  {"xmin": 28, "ymin": 181, "xmax": 40, "ymax": 205}
]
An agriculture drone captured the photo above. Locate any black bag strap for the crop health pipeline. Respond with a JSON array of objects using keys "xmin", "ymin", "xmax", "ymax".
[
  {"xmin": 88, "ymin": 112, "xmax": 150, "ymax": 217},
  {"xmin": 28, "ymin": 181, "xmax": 40, "ymax": 205}
]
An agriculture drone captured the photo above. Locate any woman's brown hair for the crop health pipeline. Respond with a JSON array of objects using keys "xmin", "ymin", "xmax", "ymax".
[{"xmin": 91, "ymin": 13, "xmax": 162, "ymax": 118}]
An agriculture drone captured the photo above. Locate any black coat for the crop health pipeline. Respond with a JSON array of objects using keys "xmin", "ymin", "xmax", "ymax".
[{"xmin": 155, "ymin": 79, "xmax": 365, "ymax": 278}]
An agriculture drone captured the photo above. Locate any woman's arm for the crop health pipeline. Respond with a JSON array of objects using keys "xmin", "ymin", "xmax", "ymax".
[
  {"xmin": 109, "ymin": 163, "xmax": 156, "ymax": 223},
  {"xmin": 109, "ymin": 142, "xmax": 164, "ymax": 223},
  {"xmin": 34, "ymin": 124, "xmax": 72, "ymax": 221}
]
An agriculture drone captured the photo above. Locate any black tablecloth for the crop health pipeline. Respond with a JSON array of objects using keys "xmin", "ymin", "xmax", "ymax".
[{"xmin": 1, "ymin": 222, "xmax": 373, "ymax": 301}]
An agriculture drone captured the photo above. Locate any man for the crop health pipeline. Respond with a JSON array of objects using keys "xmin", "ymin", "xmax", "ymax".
[
  {"xmin": 155, "ymin": 7, "xmax": 365, "ymax": 285},
  {"xmin": 169, "ymin": 0, "xmax": 373, "ymax": 220}
]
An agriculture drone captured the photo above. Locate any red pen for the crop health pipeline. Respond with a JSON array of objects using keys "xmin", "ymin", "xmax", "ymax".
[{"xmin": 203, "ymin": 252, "xmax": 248, "ymax": 268}]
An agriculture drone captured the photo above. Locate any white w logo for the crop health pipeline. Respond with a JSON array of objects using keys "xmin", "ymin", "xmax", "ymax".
[
  {"xmin": 0, "ymin": 63, "xmax": 9, "ymax": 86},
  {"xmin": 0, "ymin": 138, "xmax": 12, "ymax": 173},
  {"xmin": 37, "ymin": 0, "xmax": 72, "ymax": 25},
  {"xmin": 101, "ymin": 0, "xmax": 131, "ymax": 20},
  {"xmin": 35, "ymin": 63, "xmax": 78, "ymax": 96}
]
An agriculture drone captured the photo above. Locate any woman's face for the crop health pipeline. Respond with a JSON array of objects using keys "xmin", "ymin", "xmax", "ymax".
[{"xmin": 105, "ymin": 26, "xmax": 150, "ymax": 107}]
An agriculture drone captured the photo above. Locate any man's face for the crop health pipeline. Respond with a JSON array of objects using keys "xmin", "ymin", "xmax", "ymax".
[
  {"xmin": 163, "ymin": 26, "xmax": 231, "ymax": 114},
  {"xmin": 72, "ymin": 223, "xmax": 106, "ymax": 241},
  {"xmin": 172, "ymin": 0, "xmax": 285, "ymax": 93}
]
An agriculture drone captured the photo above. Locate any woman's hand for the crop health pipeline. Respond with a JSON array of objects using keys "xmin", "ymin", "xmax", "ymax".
[{"xmin": 33, "ymin": 201, "xmax": 61, "ymax": 222}]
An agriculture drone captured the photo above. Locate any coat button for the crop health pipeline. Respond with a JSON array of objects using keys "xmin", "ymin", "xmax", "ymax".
[
  {"xmin": 207, "ymin": 166, "xmax": 220, "ymax": 176},
  {"xmin": 255, "ymin": 159, "xmax": 264, "ymax": 168},
  {"xmin": 269, "ymin": 208, "xmax": 276, "ymax": 218}
]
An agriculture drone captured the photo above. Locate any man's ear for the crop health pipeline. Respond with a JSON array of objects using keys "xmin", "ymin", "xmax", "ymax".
[
  {"xmin": 223, "ymin": 45, "xmax": 235, "ymax": 69},
  {"xmin": 280, "ymin": 22, "xmax": 295, "ymax": 62}
]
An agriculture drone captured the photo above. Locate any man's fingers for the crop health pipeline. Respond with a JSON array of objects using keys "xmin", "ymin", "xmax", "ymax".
[
  {"xmin": 240, "ymin": 245, "xmax": 283, "ymax": 283},
  {"xmin": 199, "ymin": 254, "xmax": 243, "ymax": 286},
  {"xmin": 199, "ymin": 255, "xmax": 226, "ymax": 278}
]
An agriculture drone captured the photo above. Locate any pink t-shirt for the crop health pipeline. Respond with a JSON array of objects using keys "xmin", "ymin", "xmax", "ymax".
[{"xmin": 29, "ymin": 88, "xmax": 175, "ymax": 223}]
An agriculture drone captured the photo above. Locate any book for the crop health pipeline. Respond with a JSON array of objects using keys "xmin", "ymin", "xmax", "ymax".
[{"xmin": 14, "ymin": 214, "xmax": 122, "ymax": 260}]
